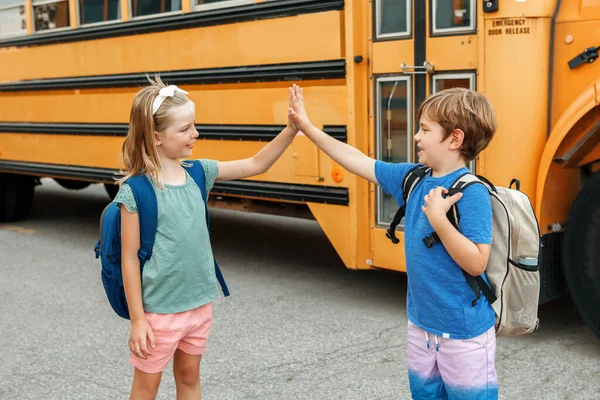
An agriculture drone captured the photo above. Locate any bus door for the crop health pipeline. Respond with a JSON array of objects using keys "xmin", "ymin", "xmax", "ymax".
[{"xmin": 368, "ymin": 0, "xmax": 479, "ymax": 271}]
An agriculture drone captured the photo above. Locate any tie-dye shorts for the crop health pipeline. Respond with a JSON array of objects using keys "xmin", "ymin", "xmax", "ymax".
[{"xmin": 407, "ymin": 320, "xmax": 498, "ymax": 400}]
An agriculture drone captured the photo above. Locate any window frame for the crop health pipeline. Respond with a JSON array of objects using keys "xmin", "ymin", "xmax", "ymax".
[
  {"xmin": 375, "ymin": 75, "xmax": 413, "ymax": 228},
  {"xmin": 374, "ymin": 0, "xmax": 411, "ymax": 40},
  {"xmin": 0, "ymin": 1, "xmax": 27, "ymax": 38},
  {"xmin": 431, "ymin": 71, "xmax": 478, "ymax": 171},
  {"xmin": 76, "ymin": 0, "xmax": 122, "ymax": 27},
  {"xmin": 32, "ymin": 0, "xmax": 72, "ymax": 33},
  {"xmin": 129, "ymin": 0, "xmax": 182, "ymax": 21},
  {"xmin": 430, "ymin": 0, "xmax": 476, "ymax": 37},
  {"xmin": 194, "ymin": 0, "xmax": 255, "ymax": 12}
]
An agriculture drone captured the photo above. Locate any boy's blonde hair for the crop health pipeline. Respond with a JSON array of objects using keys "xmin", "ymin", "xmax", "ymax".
[
  {"xmin": 417, "ymin": 87, "xmax": 497, "ymax": 161},
  {"xmin": 118, "ymin": 75, "xmax": 190, "ymax": 187}
]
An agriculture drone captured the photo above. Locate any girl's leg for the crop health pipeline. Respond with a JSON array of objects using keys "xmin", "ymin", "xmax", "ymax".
[
  {"xmin": 173, "ymin": 349, "xmax": 202, "ymax": 400},
  {"xmin": 130, "ymin": 368, "xmax": 162, "ymax": 400},
  {"xmin": 436, "ymin": 326, "xmax": 498, "ymax": 400}
]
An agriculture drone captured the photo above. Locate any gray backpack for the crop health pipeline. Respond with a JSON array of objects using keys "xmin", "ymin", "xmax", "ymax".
[{"xmin": 386, "ymin": 166, "xmax": 541, "ymax": 336}]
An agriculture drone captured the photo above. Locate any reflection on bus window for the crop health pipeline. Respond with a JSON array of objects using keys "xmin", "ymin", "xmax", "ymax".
[
  {"xmin": 133, "ymin": 0, "xmax": 182, "ymax": 18},
  {"xmin": 377, "ymin": 78, "xmax": 410, "ymax": 225},
  {"xmin": 434, "ymin": 77, "xmax": 471, "ymax": 93},
  {"xmin": 433, "ymin": 0, "xmax": 474, "ymax": 34},
  {"xmin": 33, "ymin": 0, "xmax": 70, "ymax": 31},
  {"xmin": 377, "ymin": 0, "xmax": 410, "ymax": 38},
  {"xmin": 79, "ymin": 0, "xmax": 120, "ymax": 25},
  {"xmin": 0, "ymin": 1, "xmax": 26, "ymax": 37}
]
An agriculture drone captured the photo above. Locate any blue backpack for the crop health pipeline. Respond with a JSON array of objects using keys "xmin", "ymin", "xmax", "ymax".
[{"xmin": 94, "ymin": 160, "xmax": 230, "ymax": 319}]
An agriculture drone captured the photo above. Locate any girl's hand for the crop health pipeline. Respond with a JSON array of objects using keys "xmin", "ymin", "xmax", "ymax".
[
  {"xmin": 287, "ymin": 86, "xmax": 299, "ymax": 132},
  {"xmin": 421, "ymin": 187, "xmax": 463, "ymax": 229},
  {"xmin": 288, "ymin": 84, "xmax": 313, "ymax": 132},
  {"xmin": 129, "ymin": 318, "xmax": 155, "ymax": 359}
]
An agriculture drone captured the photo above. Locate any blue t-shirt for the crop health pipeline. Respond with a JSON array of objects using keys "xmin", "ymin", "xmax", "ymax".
[{"xmin": 375, "ymin": 161, "xmax": 496, "ymax": 339}]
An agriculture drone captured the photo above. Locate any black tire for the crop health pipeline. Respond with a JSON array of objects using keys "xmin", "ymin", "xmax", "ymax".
[
  {"xmin": 564, "ymin": 171, "xmax": 600, "ymax": 339},
  {"xmin": 0, "ymin": 174, "xmax": 36, "ymax": 222},
  {"xmin": 54, "ymin": 178, "xmax": 91, "ymax": 190},
  {"xmin": 104, "ymin": 182, "xmax": 119, "ymax": 200}
]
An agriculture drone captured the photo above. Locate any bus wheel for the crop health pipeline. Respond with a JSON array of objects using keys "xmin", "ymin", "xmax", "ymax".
[
  {"xmin": 104, "ymin": 183, "xmax": 119, "ymax": 200},
  {"xmin": 54, "ymin": 178, "xmax": 91, "ymax": 190},
  {"xmin": 564, "ymin": 171, "xmax": 600, "ymax": 338},
  {"xmin": 0, "ymin": 174, "xmax": 36, "ymax": 222}
]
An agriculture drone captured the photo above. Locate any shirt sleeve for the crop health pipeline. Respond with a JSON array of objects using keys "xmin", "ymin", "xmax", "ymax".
[
  {"xmin": 198, "ymin": 159, "xmax": 219, "ymax": 193},
  {"xmin": 374, "ymin": 161, "xmax": 419, "ymax": 207},
  {"xmin": 456, "ymin": 183, "xmax": 493, "ymax": 245},
  {"xmin": 113, "ymin": 183, "xmax": 138, "ymax": 213}
]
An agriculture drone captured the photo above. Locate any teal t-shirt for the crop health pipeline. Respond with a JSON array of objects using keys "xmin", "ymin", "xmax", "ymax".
[{"xmin": 113, "ymin": 159, "xmax": 219, "ymax": 314}]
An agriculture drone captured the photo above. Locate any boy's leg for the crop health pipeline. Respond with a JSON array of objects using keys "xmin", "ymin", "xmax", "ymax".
[
  {"xmin": 407, "ymin": 321, "xmax": 447, "ymax": 400},
  {"xmin": 436, "ymin": 326, "xmax": 498, "ymax": 400},
  {"xmin": 130, "ymin": 368, "xmax": 162, "ymax": 400},
  {"xmin": 173, "ymin": 350, "xmax": 202, "ymax": 400}
]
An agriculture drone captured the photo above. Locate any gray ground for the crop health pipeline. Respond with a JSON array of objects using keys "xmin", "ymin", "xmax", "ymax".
[{"xmin": 0, "ymin": 179, "xmax": 598, "ymax": 400}]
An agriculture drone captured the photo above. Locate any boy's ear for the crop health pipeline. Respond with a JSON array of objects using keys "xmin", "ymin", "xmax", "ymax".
[{"xmin": 448, "ymin": 128, "xmax": 465, "ymax": 150}]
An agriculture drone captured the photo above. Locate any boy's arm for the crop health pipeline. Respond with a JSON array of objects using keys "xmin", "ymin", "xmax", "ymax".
[
  {"xmin": 429, "ymin": 218, "xmax": 491, "ymax": 276},
  {"xmin": 288, "ymin": 85, "xmax": 377, "ymax": 184},
  {"xmin": 216, "ymin": 125, "xmax": 297, "ymax": 181},
  {"xmin": 422, "ymin": 186, "xmax": 491, "ymax": 276}
]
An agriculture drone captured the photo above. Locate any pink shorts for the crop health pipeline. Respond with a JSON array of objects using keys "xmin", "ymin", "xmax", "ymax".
[{"xmin": 130, "ymin": 302, "xmax": 213, "ymax": 374}]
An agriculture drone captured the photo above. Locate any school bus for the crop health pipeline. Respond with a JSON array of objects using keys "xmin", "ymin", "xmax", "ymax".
[{"xmin": 0, "ymin": 0, "xmax": 599, "ymax": 336}]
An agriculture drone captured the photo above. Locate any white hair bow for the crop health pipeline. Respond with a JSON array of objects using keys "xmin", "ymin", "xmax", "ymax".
[{"xmin": 152, "ymin": 85, "xmax": 189, "ymax": 115}]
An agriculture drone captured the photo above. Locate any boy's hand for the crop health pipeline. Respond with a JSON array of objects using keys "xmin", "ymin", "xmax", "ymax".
[
  {"xmin": 129, "ymin": 318, "xmax": 155, "ymax": 359},
  {"xmin": 421, "ymin": 187, "xmax": 463, "ymax": 230},
  {"xmin": 288, "ymin": 84, "xmax": 313, "ymax": 132}
]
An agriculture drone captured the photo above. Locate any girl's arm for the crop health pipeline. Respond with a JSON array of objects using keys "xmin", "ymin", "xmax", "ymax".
[
  {"xmin": 288, "ymin": 85, "xmax": 377, "ymax": 184},
  {"xmin": 216, "ymin": 125, "xmax": 297, "ymax": 181},
  {"xmin": 216, "ymin": 88, "xmax": 299, "ymax": 181},
  {"xmin": 121, "ymin": 207, "xmax": 154, "ymax": 359}
]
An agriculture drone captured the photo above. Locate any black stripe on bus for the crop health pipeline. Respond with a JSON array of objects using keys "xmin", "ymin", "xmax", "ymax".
[
  {"xmin": 0, "ymin": 160, "xmax": 349, "ymax": 205},
  {"xmin": 0, "ymin": 0, "xmax": 344, "ymax": 48},
  {"xmin": 0, "ymin": 59, "xmax": 346, "ymax": 92},
  {"xmin": 0, "ymin": 122, "xmax": 347, "ymax": 142}
]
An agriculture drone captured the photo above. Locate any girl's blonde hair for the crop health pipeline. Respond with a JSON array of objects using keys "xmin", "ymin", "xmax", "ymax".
[{"xmin": 118, "ymin": 75, "xmax": 190, "ymax": 187}]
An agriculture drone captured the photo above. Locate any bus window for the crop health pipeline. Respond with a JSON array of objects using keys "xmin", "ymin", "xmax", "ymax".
[
  {"xmin": 432, "ymin": 0, "xmax": 474, "ymax": 35},
  {"xmin": 376, "ymin": 76, "xmax": 412, "ymax": 226},
  {"xmin": 195, "ymin": 0, "xmax": 254, "ymax": 11},
  {"xmin": 375, "ymin": 0, "xmax": 410, "ymax": 39},
  {"xmin": 0, "ymin": 1, "xmax": 26, "ymax": 38},
  {"xmin": 432, "ymin": 73, "xmax": 474, "ymax": 93},
  {"xmin": 79, "ymin": 0, "xmax": 120, "ymax": 25},
  {"xmin": 132, "ymin": 0, "xmax": 181, "ymax": 18},
  {"xmin": 33, "ymin": 0, "xmax": 70, "ymax": 31},
  {"xmin": 432, "ymin": 73, "xmax": 476, "ymax": 171}
]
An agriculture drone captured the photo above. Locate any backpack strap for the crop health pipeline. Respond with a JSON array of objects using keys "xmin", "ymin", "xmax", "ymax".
[
  {"xmin": 184, "ymin": 161, "xmax": 231, "ymax": 297},
  {"xmin": 126, "ymin": 175, "xmax": 158, "ymax": 270},
  {"xmin": 422, "ymin": 172, "xmax": 497, "ymax": 307},
  {"xmin": 386, "ymin": 165, "xmax": 431, "ymax": 244}
]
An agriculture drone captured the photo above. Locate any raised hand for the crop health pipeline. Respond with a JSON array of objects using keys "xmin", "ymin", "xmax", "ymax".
[{"xmin": 288, "ymin": 84, "xmax": 313, "ymax": 132}]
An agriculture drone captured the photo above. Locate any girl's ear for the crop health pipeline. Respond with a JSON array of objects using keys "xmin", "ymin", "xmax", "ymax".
[
  {"xmin": 154, "ymin": 131, "xmax": 162, "ymax": 146},
  {"xmin": 449, "ymin": 128, "xmax": 464, "ymax": 150}
]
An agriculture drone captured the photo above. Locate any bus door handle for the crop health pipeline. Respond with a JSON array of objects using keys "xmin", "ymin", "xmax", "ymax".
[{"xmin": 400, "ymin": 61, "xmax": 435, "ymax": 74}]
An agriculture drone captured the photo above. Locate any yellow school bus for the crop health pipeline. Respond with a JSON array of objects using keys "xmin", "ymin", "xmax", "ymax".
[{"xmin": 0, "ymin": 0, "xmax": 599, "ymax": 337}]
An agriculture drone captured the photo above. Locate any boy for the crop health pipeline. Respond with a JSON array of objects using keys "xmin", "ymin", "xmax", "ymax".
[{"xmin": 288, "ymin": 85, "xmax": 498, "ymax": 400}]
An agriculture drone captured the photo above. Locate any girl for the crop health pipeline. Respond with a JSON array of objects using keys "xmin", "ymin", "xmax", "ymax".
[{"xmin": 114, "ymin": 76, "xmax": 298, "ymax": 399}]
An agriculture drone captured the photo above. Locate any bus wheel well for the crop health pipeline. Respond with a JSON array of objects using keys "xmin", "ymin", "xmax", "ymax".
[
  {"xmin": 0, "ymin": 173, "xmax": 36, "ymax": 222},
  {"xmin": 563, "ymin": 169, "xmax": 600, "ymax": 339}
]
